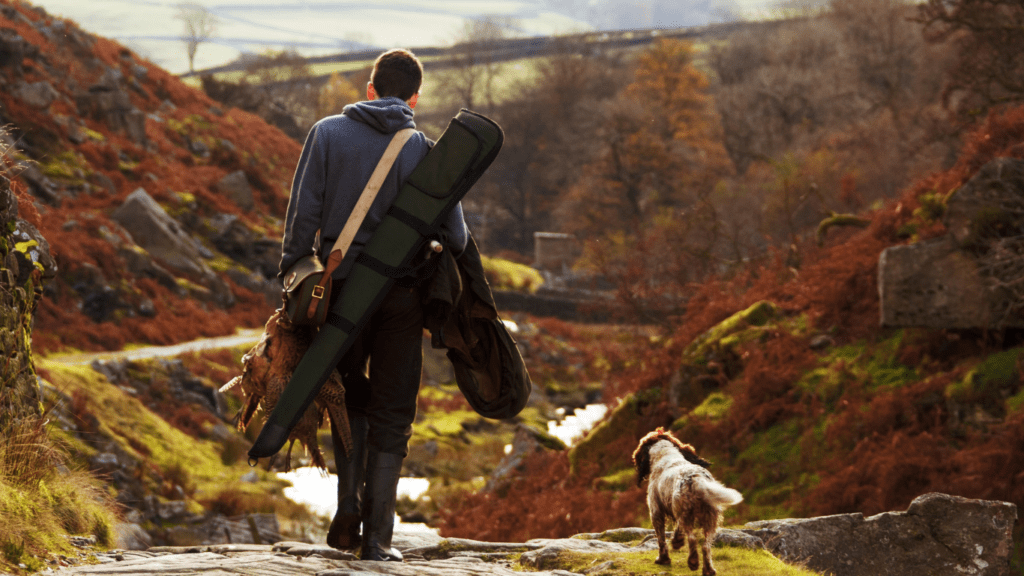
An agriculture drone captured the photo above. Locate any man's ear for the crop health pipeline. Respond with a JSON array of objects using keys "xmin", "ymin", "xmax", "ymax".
[
  {"xmin": 408, "ymin": 92, "xmax": 419, "ymax": 109},
  {"xmin": 367, "ymin": 82, "xmax": 376, "ymax": 101}
]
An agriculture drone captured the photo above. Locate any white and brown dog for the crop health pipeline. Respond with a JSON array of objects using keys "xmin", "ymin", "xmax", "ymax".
[{"xmin": 632, "ymin": 428, "xmax": 742, "ymax": 575}]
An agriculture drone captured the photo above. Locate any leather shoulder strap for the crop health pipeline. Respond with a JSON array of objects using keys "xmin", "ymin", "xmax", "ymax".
[
  {"xmin": 305, "ymin": 128, "xmax": 415, "ymax": 319},
  {"xmin": 322, "ymin": 128, "xmax": 416, "ymax": 275}
]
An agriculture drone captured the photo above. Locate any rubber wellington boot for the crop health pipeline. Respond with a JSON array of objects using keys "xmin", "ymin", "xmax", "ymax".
[
  {"xmin": 360, "ymin": 450, "xmax": 404, "ymax": 561},
  {"xmin": 326, "ymin": 414, "xmax": 367, "ymax": 549}
]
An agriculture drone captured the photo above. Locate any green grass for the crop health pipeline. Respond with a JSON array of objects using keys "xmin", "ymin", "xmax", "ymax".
[
  {"xmin": 0, "ymin": 415, "xmax": 119, "ymax": 572},
  {"xmin": 38, "ymin": 361, "xmax": 280, "ymax": 502},
  {"xmin": 524, "ymin": 544, "xmax": 823, "ymax": 575},
  {"xmin": 947, "ymin": 346, "xmax": 1024, "ymax": 406}
]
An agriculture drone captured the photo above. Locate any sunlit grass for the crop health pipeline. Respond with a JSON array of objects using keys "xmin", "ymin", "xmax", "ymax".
[
  {"xmin": 520, "ymin": 545, "xmax": 823, "ymax": 575},
  {"xmin": 37, "ymin": 360, "xmax": 288, "ymax": 508},
  {"xmin": 0, "ymin": 415, "xmax": 118, "ymax": 572}
]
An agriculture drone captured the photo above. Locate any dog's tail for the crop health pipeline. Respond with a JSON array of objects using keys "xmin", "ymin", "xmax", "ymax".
[{"xmin": 696, "ymin": 477, "xmax": 743, "ymax": 508}]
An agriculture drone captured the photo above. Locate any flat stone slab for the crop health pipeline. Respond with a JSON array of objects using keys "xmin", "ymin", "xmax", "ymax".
[
  {"xmin": 51, "ymin": 530, "xmax": 581, "ymax": 576},
  {"xmin": 54, "ymin": 552, "xmax": 337, "ymax": 575},
  {"xmin": 52, "ymin": 552, "xmax": 581, "ymax": 576}
]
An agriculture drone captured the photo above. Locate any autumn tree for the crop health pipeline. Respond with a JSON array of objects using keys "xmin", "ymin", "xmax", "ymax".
[
  {"xmin": 175, "ymin": 2, "xmax": 218, "ymax": 74},
  {"xmin": 317, "ymin": 72, "xmax": 361, "ymax": 119},
  {"xmin": 564, "ymin": 39, "xmax": 730, "ymax": 236},
  {"xmin": 710, "ymin": 18, "xmax": 854, "ymax": 176},
  {"xmin": 916, "ymin": 0, "xmax": 1024, "ymax": 122},
  {"xmin": 562, "ymin": 39, "xmax": 731, "ymax": 322}
]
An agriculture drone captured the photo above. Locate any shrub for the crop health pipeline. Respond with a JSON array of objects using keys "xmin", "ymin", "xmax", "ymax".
[{"xmin": 480, "ymin": 254, "xmax": 544, "ymax": 293}]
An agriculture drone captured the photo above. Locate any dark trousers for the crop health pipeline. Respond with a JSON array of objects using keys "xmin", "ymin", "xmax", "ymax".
[{"xmin": 333, "ymin": 284, "xmax": 423, "ymax": 457}]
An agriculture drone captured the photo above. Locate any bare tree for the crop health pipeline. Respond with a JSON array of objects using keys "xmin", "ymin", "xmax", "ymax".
[
  {"xmin": 434, "ymin": 16, "xmax": 519, "ymax": 114},
  {"xmin": 916, "ymin": 0, "xmax": 1024, "ymax": 122},
  {"xmin": 711, "ymin": 0, "xmax": 953, "ymax": 200},
  {"xmin": 176, "ymin": 2, "xmax": 218, "ymax": 73}
]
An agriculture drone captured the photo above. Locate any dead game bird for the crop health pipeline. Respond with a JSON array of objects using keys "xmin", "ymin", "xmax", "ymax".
[
  {"xmin": 633, "ymin": 427, "xmax": 743, "ymax": 576},
  {"xmin": 221, "ymin": 308, "xmax": 351, "ymax": 470}
]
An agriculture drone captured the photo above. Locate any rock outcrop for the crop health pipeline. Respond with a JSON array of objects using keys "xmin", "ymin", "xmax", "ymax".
[
  {"xmin": 483, "ymin": 424, "xmax": 566, "ymax": 493},
  {"xmin": 739, "ymin": 492, "xmax": 1016, "ymax": 576},
  {"xmin": 78, "ymin": 66, "xmax": 149, "ymax": 146},
  {"xmin": 161, "ymin": 513, "xmax": 282, "ymax": 547},
  {"xmin": 0, "ymin": 173, "xmax": 53, "ymax": 424},
  {"xmin": 879, "ymin": 157, "xmax": 1024, "ymax": 328}
]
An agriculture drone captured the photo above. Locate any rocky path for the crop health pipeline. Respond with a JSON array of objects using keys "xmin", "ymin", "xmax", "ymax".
[
  {"xmin": 47, "ymin": 493, "xmax": 1019, "ymax": 576},
  {"xmin": 48, "ymin": 528, "xmax": 659, "ymax": 576}
]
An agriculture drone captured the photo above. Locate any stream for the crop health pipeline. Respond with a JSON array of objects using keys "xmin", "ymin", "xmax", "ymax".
[
  {"xmin": 278, "ymin": 403, "xmax": 609, "ymax": 531},
  {"xmin": 44, "ymin": 326, "xmax": 611, "ymax": 533}
]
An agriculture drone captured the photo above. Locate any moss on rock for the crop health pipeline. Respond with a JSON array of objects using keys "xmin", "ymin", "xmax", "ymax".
[
  {"xmin": 946, "ymin": 346, "xmax": 1024, "ymax": 416},
  {"xmin": 682, "ymin": 301, "xmax": 781, "ymax": 362}
]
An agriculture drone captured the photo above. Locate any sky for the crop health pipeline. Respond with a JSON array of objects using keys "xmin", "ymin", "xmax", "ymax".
[{"xmin": 33, "ymin": 0, "xmax": 782, "ymax": 74}]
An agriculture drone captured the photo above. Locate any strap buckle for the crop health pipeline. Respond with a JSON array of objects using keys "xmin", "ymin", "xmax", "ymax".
[{"xmin": 311, "ymin": 285, "xmax": 326, "ymax": 300}]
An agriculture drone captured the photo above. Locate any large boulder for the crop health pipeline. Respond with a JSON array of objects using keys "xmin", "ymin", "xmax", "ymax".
[
  {"xmin": 741, "ymin": 493, "xmax": 1016, "ymax": 576},
  {"xmin": 0, "ymin": 27, "xmax": 36, "ymax": 73},
  {"xmin": 111, "ymin": 188, "xmax": 234, "ymax": 307},
  {"xmin": 484, "ymin": 424, "xmax": 566, "ymax": 493},
  {"xmin": 111, "ymin": 188, "xmax": 208, "ymax": 277},
  {"xmin": 879, "ymin": 158, "xmax": 1024, "ymax": 329}
]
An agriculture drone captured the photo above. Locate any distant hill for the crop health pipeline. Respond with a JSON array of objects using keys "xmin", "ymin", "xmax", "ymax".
[{"xmin": 34, "ymin": 0, "xmax": 744, "ymax": 75}]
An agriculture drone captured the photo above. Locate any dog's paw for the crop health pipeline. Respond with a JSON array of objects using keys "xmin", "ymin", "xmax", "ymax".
[
  {"xmin": 654, "ymin": 554, "xmax": 671, "ymax": 566},
  {"xmin": 671, "ymin": 531, "xmax": 686, "ymax": 550},
  {"xmin": 688, "ymin": 552, "xmax": 700, "ymax": 571}
]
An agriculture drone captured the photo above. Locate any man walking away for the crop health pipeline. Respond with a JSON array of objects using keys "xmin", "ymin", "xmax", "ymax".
[{"xmin": 279, "ymin": 48, "xmax": 468, "ymax": 561}]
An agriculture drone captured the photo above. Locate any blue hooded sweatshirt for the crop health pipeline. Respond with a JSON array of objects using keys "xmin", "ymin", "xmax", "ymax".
[{"xmin": 279, "ymin": 96, "xmax": 468, "ymax": 281}]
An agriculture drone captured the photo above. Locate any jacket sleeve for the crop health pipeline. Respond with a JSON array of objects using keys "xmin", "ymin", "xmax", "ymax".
[
  {"xmin": 443, "ymin": 201, "xmax": 468, "ymax": 257},
  {"xmin": 279, "ymin": 123, "xmax": 327, "ymax": 281}
]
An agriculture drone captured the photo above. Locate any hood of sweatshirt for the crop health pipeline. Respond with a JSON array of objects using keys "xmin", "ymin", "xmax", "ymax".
[{"xmin": 342, "ymin": 96, "xmax": 416, "ymax": 134}]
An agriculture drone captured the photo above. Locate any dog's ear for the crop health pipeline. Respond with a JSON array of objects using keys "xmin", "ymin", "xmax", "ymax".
[
  {"xmin": 632, "ymin": 439, "xmax": 653, "ymax": 486},
  {"xmin": 679, "ymin": 445, "xmax": 712, "ymax": 469}
]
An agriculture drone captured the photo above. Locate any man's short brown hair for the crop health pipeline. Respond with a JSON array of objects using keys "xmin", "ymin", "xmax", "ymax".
[{"xmin": 371, "ymin": 49, "xmax": 423, "ymax": 101}]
